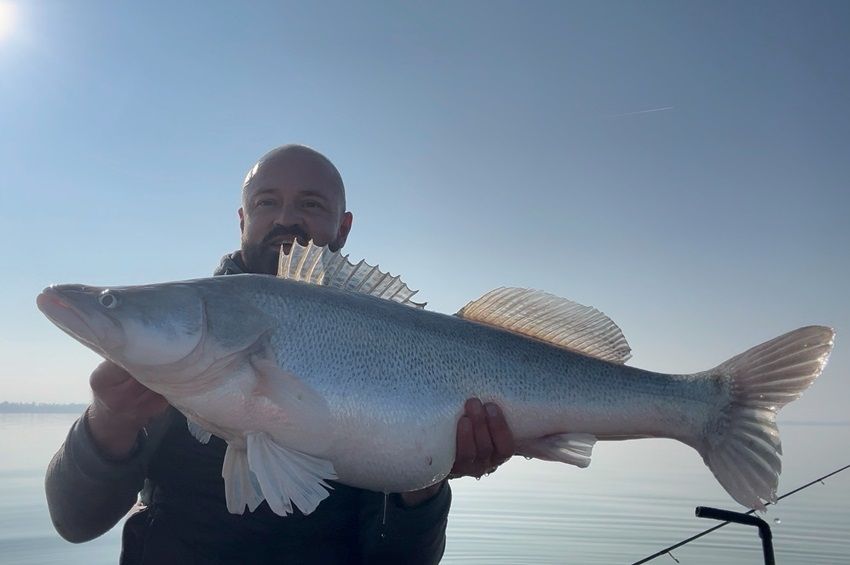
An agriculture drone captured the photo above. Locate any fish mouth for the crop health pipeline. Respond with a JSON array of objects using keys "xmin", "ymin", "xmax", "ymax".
[{"xmin": 37, "ymin": 286, "xmax": 121, "ymax": 354}]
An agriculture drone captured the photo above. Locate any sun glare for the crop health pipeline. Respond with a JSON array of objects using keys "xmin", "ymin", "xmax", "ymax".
[{"xmin": 0, "ymin": 2, "xmax": 16, "ymax": 42}]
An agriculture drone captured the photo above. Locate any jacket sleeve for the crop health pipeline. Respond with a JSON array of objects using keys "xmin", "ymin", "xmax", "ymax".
[
  {"xmin": 44, "ymin": 407, "xmax": 170, "ymax": 543},
  {"xmin": 357, "ymin": 481, "xmax": 451, "ymax": 564}
]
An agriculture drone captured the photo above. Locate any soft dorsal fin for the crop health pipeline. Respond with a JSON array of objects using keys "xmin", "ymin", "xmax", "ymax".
[
  {"xmin": 456, "ymin": 287, "xmax": 631, "ymax": 363},
  {"xmin": 277, "ymin": 241, "xmax": 426, "ymax": 308}
]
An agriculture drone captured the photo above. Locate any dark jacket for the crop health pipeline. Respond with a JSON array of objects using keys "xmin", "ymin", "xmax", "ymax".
[{"xmin": 44, "ymin": 251, "xmax": 451, "ymax": 564}]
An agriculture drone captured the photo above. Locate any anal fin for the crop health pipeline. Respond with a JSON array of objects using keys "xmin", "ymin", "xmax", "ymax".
[
  {"xmin": 516, "ymin": 432, "xmax": 598, "ymax": 468},
  {"xmin": 247, "ymin": 432, "xmax": 337, "ymax": 516}
]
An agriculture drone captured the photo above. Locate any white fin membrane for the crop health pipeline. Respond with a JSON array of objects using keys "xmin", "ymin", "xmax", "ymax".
[
  {"xmin": 247, "ymin": 432, "xmax": 337, "ymax": 516},
  {"xmin": 456, "ymin": 287, "xmax": 631, "ymax": 364},
  {"xmin": 278, "ymin": 241, "xmax": 425, "ymax": 308},
  {"xmin": 222, "ymin": 445, "xmax": 265, "ymax": 514},
  {"xmin": 699, "ymin": 325, "xmax": 835, "ymax": 510},
  {"xmin": 187, "ymin": 418, "xmax": 212, "ymax": 444},
  {"xmin": 516, "ymin": 433, "xmax": 598, "ymax": 468}
]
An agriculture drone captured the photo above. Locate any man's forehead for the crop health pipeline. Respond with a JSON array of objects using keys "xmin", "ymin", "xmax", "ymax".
[
  {"xmin": 241, "ymin": 146, "xmax": 346, "ymax": 211},
  {"xmin": 245, "ymin": 152, "xmax": 340, "ymax": 191},
  {"xmin": 249, "ymin": 187, "xmax": 332, "ymax": 201}
]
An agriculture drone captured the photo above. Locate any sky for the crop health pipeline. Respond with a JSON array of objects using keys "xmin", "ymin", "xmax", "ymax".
[{"xmin": 0, "ymin": 1, "xmax": 848, "ymax": 425}]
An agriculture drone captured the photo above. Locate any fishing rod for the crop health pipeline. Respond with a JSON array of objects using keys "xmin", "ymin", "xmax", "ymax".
[{"xmin": 631, "ymin": 463, "xmax": 850, "ymax": 565}]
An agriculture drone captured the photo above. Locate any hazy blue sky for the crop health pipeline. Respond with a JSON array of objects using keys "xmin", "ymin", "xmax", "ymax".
[{"xmin": 1, "ymin": 1, "xmax": 848, "ymax": 425}]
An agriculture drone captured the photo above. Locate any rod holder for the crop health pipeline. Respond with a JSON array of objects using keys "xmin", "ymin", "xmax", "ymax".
[{"xmin": 695, "ymin": 506, "xmax": 775, "ymax": 565}]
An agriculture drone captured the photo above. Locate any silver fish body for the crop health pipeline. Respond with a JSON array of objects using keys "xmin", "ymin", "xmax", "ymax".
[
  {"xmin": 37, "ymin": 269, "xmax": 834, "ymax": 516},
  {"xmin": 235, "ymin": 278, "xmax": 716, "ymax": 485}
]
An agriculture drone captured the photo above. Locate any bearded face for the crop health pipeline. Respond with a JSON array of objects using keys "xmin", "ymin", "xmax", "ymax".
[{"xmin": 239, "ymin": 147, "xmax": 352, "ymax": 275}]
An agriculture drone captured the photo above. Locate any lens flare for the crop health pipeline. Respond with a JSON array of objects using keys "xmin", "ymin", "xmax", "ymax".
[
  {"xmin": 0, "ymin": 2, "xmax": 15, "ymax": 42},
  {"xmin": 0, "ymin": 0, "xmax": 15, "ymax": 41}
]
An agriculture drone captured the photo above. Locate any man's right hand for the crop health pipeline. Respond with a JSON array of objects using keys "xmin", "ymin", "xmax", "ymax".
[{"xmin": 86, "ymin": 360, "xmax": 170, "ymax": 459}]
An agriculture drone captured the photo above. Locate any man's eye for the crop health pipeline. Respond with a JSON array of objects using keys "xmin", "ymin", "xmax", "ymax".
[
  {"xmin": 302, "ymin": 200, "xmax": 323, "ymax": 209},
  {"xmin": 256, "ymin": 199, "xmax": 275, "ymax": 207}
]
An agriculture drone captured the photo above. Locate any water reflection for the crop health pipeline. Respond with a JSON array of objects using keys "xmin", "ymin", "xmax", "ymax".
[
  {"xmin": 446, "ymin": 423, "xmax": 850, "ymax": 564},
  {"xmin": 0, "ymin": 414, "xmax": 847, "ymax": 564}
]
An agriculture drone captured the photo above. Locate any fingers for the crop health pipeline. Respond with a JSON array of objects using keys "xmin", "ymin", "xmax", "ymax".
[
  {"xmin": 89, "ymin": 360, "xmax": 133, "ymax": 390},
  {"xmin": 450, "ymin": 412, "xmax": 481, "ymax": 479},
  {"xmin": 484, "ymin": 403, "xmax": 515, "ymax": 465},
  {"xmin": 90, "ymin": 360, "xmax": 156, "ymax": 398},
  {"xmin": 137, "ymin": 387, "xmax": 169, "ymax": 409},
  {"xmin": 451, "ymin": 398, "xmax": 516, "ymax": 480},
  {"xmin": 89, "ymin": 360, "xmax": 168, "ymax": 421},
  {"xmin": 455, "ymin": 416, "xmax": 475, "ymax": 466},
  {"xmin": 468, "ymin": 399, "xmax": 494, "ymax": 466}
]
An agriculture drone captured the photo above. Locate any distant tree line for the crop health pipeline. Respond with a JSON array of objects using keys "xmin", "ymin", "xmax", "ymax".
[{"xmin": 0, "ymin": 402, "xmax": 87, "ymax": 413}]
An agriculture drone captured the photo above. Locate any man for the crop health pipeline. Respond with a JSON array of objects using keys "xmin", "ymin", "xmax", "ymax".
[{"xmin": 45, "ymin": 144, "xmax": 516, "ymax": 564}]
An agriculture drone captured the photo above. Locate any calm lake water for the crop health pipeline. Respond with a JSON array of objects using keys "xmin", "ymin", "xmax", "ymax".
[{"xmin": 1, "ymin": 413, "xmax": 848, "ymax": 564}]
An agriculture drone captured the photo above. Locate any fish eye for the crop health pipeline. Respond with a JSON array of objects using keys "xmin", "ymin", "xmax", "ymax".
[{"xmin": 99, "ymin": 292, "xmax": 118, "ymax": 309}]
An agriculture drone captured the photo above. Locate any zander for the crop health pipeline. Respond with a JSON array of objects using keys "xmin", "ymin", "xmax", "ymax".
[{"xmin": 36, "ymin": 242, "xmax": 834, "ymax": 517}]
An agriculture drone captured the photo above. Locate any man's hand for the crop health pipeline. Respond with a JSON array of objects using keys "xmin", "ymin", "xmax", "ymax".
[
  {"xmin": 85, "ymin": 360, "xmax": 170, "ymax": 459},
  {"xmin": 399, "ymin": 398, "xmax": 515, "ymax": 507},
  {"xmin": 450, "ymin": 398, "xmax": 515, "ymax": 479}
]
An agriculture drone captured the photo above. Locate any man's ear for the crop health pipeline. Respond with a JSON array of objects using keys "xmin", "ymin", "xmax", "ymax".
[
  {"xmin": 334, "ymin": 212, "xmax": 353, "ymax": 250},
  {"xmin": 238, "ymin": 208, "xmax": 245, "ymax": 233}
]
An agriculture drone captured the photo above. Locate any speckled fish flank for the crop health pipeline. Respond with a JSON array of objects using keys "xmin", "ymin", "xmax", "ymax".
[{"xmin": 37, "ymin": 243, "xmax": 835, "ymax": 516}]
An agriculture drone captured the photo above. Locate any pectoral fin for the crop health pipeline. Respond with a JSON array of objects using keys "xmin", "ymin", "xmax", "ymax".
[
  {"xmin": 517, "ymin": 433, "xmax": 598, "ymax": 468},
  {"xmin": 249, "ymin": 355, "xmax": 333, "ymax": 453},
  {"xmin": 247, "ymin": 432, "xmax": 337, "ymax": 516}
]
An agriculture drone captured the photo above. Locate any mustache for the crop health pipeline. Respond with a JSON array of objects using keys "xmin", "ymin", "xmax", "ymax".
[{"xmin": 262, "ymin": 225, "xmax": 310, "ymax": 247}]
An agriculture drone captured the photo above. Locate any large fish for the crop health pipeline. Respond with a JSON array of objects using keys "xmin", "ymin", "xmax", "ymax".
[{"xmin": 36, "ymin": 242, "xmax": 834, "ymax": 516}]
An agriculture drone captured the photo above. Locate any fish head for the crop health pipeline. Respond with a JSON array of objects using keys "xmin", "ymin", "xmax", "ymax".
[{"xmin": 37, "ymin": 280, "xmax": 273, "ymax": 390}]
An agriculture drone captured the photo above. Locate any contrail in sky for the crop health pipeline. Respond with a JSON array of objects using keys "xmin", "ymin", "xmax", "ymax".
[{"xmin": 605, "ymin": 106, "xmax": 675, "ymax": 118}]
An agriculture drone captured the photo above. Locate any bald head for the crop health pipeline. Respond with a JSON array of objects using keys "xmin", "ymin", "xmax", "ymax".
[
  {"xmin": 242, "ymin": 144, "xmax": 346, "ymax": 215},
  {"xmin": 238, "ymin": 144, "xmax": 353, "ymax": 274}
]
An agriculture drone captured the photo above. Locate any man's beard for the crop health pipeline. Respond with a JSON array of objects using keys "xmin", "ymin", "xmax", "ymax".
[
  {"xmin": 241, "ymin": 241, "xmax": 282, "ymax": 275},
  {"xmin": 241, "ymin": 224, "xmax": 321, "ymax": 275}
]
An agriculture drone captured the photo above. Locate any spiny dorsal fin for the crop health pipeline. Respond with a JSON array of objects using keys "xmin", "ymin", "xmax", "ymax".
[
  {"xmin": 277, "ymin": 241, "xmax": 426, "ymax": 309},
  {"xmin": 456, "ymin": 287, "xmax": 631, "ymax": 363}
]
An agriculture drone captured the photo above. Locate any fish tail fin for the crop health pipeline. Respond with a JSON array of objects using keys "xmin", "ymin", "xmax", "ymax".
[{"xmin": 699, "ymin": 326, "xmax": 834, "ymax": 510}]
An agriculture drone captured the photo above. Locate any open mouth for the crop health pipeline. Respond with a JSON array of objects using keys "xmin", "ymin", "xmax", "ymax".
[{"xmin": 267, "ymin": 239, "xmax": 297, "ymax": 254}]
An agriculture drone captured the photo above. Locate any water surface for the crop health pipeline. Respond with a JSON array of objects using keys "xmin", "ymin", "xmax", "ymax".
[{"xmin": 1, "ymin": 414, "xmax": 847, "ymax": 564}]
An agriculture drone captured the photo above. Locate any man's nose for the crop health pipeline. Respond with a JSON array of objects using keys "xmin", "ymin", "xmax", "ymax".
[{"xmin": 275, "ymin": 204, "xmax": 303, "ymax": 226}]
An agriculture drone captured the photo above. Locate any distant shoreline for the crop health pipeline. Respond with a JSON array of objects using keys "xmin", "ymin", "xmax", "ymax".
[
  {"xmin": 0, "ymin": 403, "xmax": 847, "ymax": 426},
  {"xmin": 0, "ymin": 402, "xmax": 87, "ymax": 414}
]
